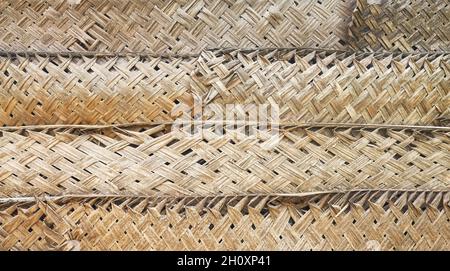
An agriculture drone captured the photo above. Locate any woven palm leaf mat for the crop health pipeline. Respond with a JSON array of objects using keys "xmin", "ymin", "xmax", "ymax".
[
  {"xmin": 1, "ymin": 49, "xmax": 449, "ymax": 126},
  {"xmin": 0, "ymin": 0, "xmax": 353, "ymax": 53},
  {"xmin": 0, "ymin": 191, "xmax": 448, "ymax": 250},
  {"xmin": 0, "ymin": 53, "xmax": 196, "ymax": 126},
  {"xmin": 0, "ymin": 0, "xmax": 449, "ymax": 252},
  {"xmin": 194, "ymin": 50, "xmax": 450, "ymax": 126},
  {"xmin": 0, "ymin": 125, "xmax": 448, "ymax": 198},
  {"xmin": 349, "ymin": 0, "xmax": 450, "ymax": 52}
]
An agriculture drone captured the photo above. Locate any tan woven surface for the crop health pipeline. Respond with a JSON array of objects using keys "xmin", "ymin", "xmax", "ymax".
[
  {"xmin": 0, "ymin": 0, "xmax": 354, "ymax": 54},
  {"xmin": 349, "ymin": 0, "xmax": 450, "ymax": 52},
  {"xmin": 1, "ymin": 0, "xmax": 449, "ymax": 252},
  {"xmin": 0, "ymin": 125, "xmax": 448, "ymax": 198},
  {"xmin": 0, "ymin": 54, "xmax": 195, "ymax": 126},
  {"xmin": 1, "ymin": 49, "xmax": 449, "ymax": 126},
  {"xmin": 0, "ymin": 191, "xmax": 448, "ymax": 250},
  {"xmin": 195, "ymin": 50, "xmax": 450, "ymax": 126}
]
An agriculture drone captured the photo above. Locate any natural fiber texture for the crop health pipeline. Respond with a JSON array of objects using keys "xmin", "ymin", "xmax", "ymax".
[
  {"xmin": 1, "ymin": 49, "xmax": 449, "ymax": 127},
  {"xmin": 0, "ymin": 54, "xmax": 195, "ymax": 126},
  {"xmin": 1, "ymin": 0, "xmax": 449, "ymax": 252},
  {"xmin": 349, "ymin": 0, "xmax": 450, "ymax": 52},
  {"xmin": 0, "ymin": 0, "xmax": 354, "ymax": 54},
  {"xmin": 194, "ymin": 50, "xmax": 450, "ymax": 126},
  {"xmin": 0, "ymin": 125, "xmax": 448, "ymax": 198},
  {"xmin": 0, "ymin": 191, "xmax": 448, "ymax": 250}
]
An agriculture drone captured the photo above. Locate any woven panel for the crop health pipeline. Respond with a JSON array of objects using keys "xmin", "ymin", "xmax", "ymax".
[
  {"xmin": 194, "ymin": 50, "xmax": 450, "ymax": 126},
  {"xmin": 1, "ymin": 50, "xmax": 449, "ymax": 126},
  {"xmin": 349, "ymin": 0, "xmax": 450, "ymax": 52},
  {"xmin": 0, "ymin": 191, "xmax": 448, "ymax": 250},
  {"xmin": 0, "ymin": 54, "xmax": 195, "ymax": 126},
  {"xmin": 0, "ymin": 126, "xmax": 448, "ymax": 197},
  {"xmin": 0, "ymin": 0, "xmax": 354, "ymax": 54},
  {"xmin": 0, "ymin": 0, "xmax": 449, "ymax": 253}
]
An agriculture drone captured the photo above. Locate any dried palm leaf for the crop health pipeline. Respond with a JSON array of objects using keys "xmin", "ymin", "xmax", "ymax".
[
  {"xmin": 349, "ymin": 0, "xmax": 450, "ymax": 52},
  {"xmin": 0, "ymin": 125, "xmax": 448, "ymax": 197},
  {"xmin": 0, "ymin": 191, "xmax": 448, "ymax": 250}
]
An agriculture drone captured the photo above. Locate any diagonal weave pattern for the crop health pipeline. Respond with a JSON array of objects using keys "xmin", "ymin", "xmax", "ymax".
[
  {"xmin": 0, "ymin": 191, "xmax": 448, "ymax": 250},
  {"xmin": 1, "ymin": 49, "xmax": 449, "ymax": 126},
  {"xmin": 0, "ymin": 0, "xmax": 354, "ymax": 54},
  {"xmin": 0, "ymin": 125, "xmax": 448, "ymax": 198},
  {"xmin": 0, "ymin": 0, "xmax": 449, "ymax": 252},
  {"xmin": 0, "ymin": 54, "xmax": 195, "ymax": 126},
  {"xmin": 349, "ymin": 0, "xmax": 450, "ymax": 52},
  {"xmin": 194, "ymin": 50, "xmax": 450, "ymax": 126}
]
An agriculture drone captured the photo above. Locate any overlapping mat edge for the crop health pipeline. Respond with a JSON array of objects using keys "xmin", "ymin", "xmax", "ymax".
[{"xmin": 0, "ymin": 190, "xmax": 448, "ymax": 250}]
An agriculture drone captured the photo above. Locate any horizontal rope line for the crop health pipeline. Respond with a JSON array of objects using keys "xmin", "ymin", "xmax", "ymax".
[
  {"xmin": 0, "ymin": 46, "xmax": 449, "ymax": 59},
  {"xmin": 0, "ymin": 189, "xmax": 446, "ymax": 203},
  {"xmin": 0, "ymin": 121, "xmax": 448, "ymax": 132}
]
